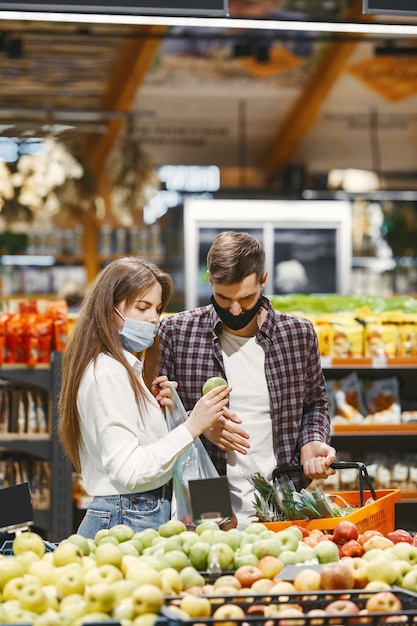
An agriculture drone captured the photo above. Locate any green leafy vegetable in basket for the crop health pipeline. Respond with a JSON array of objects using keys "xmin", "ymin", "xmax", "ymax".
[{"xmin": 250, "ymin": 472, "xmax": 359, "ymax": 522}]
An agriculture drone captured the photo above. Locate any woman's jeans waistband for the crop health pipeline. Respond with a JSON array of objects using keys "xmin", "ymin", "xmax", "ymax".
[{"xmin": 76, "ymin": 487, "xmax": 172, "ymax": 539}]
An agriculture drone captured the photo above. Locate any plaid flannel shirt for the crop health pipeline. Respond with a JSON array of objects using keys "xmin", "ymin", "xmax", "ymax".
[{"xmin": 159, "ymin": 296, "xmax": 330, "ymax": 490}]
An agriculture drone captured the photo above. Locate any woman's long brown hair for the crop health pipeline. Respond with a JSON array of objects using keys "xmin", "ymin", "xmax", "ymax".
[{"xmin": 58, "ymin": 256, "xmax": 173, "ymax": 472}]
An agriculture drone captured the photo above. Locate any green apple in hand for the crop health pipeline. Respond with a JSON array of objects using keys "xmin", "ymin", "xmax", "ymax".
[{"xmin": 202, "ymin": 377, "xmax": 227, "ymax": 394}]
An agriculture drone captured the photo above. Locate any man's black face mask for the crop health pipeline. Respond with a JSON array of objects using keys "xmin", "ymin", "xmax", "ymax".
[{"xmin": 211, "ymin": 295, "xmax": 262, "ymax": 331}]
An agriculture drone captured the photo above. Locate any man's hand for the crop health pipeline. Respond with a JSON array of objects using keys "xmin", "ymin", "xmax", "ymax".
[
  {"xmin": 300, "ymin": 441, "xmax": 337, "ymax": 479},
  {"xmin": 203, "ymin": 407, "xmax": 250, "ymax": 454}
]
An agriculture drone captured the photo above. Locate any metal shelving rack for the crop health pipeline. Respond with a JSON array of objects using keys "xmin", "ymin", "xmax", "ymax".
[{"xmin": 0, "ymin": 351, "xmax": 73, "ymax": 542}]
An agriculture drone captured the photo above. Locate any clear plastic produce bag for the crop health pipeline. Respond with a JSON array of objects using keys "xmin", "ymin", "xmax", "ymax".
[{"xmin": 166, "ymin": 384, "xmax": 219, "ymax": 524}]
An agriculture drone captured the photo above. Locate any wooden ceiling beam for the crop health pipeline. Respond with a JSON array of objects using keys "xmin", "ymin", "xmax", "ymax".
[
  {"xmin": 83, "ymin": 24, "xmax": 166, "ymax": 178},
  {"xmin": 260, "ymin": 0, "xmax": 368, "ymax": 186}
]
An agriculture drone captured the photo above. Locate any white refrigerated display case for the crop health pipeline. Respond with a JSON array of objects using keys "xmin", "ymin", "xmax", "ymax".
[{"xmin": 184, "ymin": 198, "xmax": 352, "ymax": 309}]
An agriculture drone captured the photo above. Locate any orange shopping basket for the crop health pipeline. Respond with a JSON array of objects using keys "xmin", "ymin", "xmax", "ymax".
[{"xmin": 261, "ymin": 461, "xmax": 401, "ymax": 535}]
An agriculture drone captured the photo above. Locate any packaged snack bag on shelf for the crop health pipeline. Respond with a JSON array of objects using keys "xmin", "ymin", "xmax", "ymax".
[
  {"xmin": 362, "ymin": 376, "xmax": 401, "ymax": 424},
  {"xmin": 329, "ymin": 372, "xmax": 367, "ymax": 424},
  {"xmin": 398, "ymin": 319, "xmax": 417, "ymax": 357},
  {"xmin": 364, "ymin": 322, "xmax": 398, "ymax": 358},
  {"xmin": 390, "ymin": 454, "xmax": 409, "ymax": 491}
]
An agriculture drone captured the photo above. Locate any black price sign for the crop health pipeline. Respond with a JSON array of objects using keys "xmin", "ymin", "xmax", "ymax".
[
  {"xmin": 363, "ymin": 0, "xmax": 417, "ymax": 16},
  {"xmin": 0, "ymin": 0, "xmax": 227, "ymax": 16}
]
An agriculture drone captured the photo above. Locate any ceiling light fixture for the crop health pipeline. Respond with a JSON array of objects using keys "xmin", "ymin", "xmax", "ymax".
[{"xmin": 1, "ymin": 12, "xmax": 417, "ymax": 37}]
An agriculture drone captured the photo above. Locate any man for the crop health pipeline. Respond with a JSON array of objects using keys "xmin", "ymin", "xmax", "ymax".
[{"xmin": 159, "ymin": 231, "xmax": 336, "ymax": 528}]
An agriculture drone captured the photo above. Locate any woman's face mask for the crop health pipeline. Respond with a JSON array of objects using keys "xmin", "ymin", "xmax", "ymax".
[{"xmin": 114, "ymin": 308, "xmax": 158, "ymax": 352}]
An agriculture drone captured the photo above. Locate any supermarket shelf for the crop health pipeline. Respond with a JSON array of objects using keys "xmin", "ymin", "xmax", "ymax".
[
  {"xmin": 322, "ymin": 357, "xmax": 417, "ymax": 368},
  {"xmin": 333, "ymin": 424, "xmax": 417, "ymax": 435},
  {"xmin": 0, "ymin": 438, "xmax": 51, "ymax": 461}
]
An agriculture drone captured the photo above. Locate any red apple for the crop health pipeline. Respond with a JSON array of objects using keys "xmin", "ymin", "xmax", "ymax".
[
  {"xmin": 362, "ymin": 535, "xmax": 394, "ymax": 552},
  {"xmin": 233, "ymin": 565, "xmax": 263, "ymax": 588},
  {"xmin": 332, "ymin": 521, "xmax": 358, "ymax": 546},
  {"xmin": 358, "ymin": 530, "xmax": 383, "ymax": 546},
  {"xmin": 324, "ymin": 599, "xmax": 360, "ymax": 615},
  {"xmin": 386, "ymin": 529, "xmax": 413, "ymax": 545},
  {"xmin": 344, "ymin": 556, "xmax": 369, "ymax": 589},
  {"xmin": 302, "ymin": 536, "xmax": 318, "ymax": 548},
  {"xmin": 339, "ymin": 539, "xmax": 364, "ymax": 558},
  {"xmin": 293, "ymin": 568, "xmax": 321, "ymax": 592},
  {"xmin": 365, "ymin": 591, "xmax": 402, "ymax": 613},
  {"xmin": 320, "ymin": 561, "xmax": 355, "ymax": 590},
  {"xmin": 257, "ymin": 556, "xmax": 284, "ymax": 580},
  {"xmin": 212, "ymin": 602, "xmax": 245, "ymax": 626}
]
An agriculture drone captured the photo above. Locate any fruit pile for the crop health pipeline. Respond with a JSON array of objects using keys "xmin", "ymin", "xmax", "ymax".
[{"xmin": 0, "ymin": 519, "xmax": 415, "ymax": 625}]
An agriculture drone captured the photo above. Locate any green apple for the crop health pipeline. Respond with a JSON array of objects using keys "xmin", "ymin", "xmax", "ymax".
[
  {"xmin": 0, "ymin": 557, "xmax": 26, "ymax": 590},
  {"xmin": 63, "ymin": 533, "xmax": 91, "ymax": 556},
  {"xmin": 161, "ymin": 567, "xmax": 184, "ymax": 595},
  {"xmin": 2, "ymin": 576, "xmax": 29, "ymax": 601},
  {"xmin": 179, "ymin": 565, "xmax": 205, "ymax": 590},
  {"xmin": 277, "ymin": 550, "xmax": 299, "ymax": 565},
  {"xmin": 362, "ymin": 548, "xmax": 387, "ymax": 562},
  {"xmin": 58, "ymin": 593, "xmax": 88, "ymax": 622},
  {"xmin": 94, "ymin": 529, "xmax": 110, "ymax": 545},
  {"xmin": 132, "ymin": 612, "xmax": 161, "ymax": 626},
  {"xmin": 28, "ymin": 559, "xmax": 57, "ymax": 586},
  {"xmin": 125, "ymin": 563, "xmax": 163, "ymax": 588},
  {"xmin": 84, "ymin": 563, "xmax": 123, "ymax": 586},
  {"xmin": 392, "ymin": 559, "xmax": 413, "ymax": 586},
  {"xmin": 0, "ymin": 602, "xmax": 37, "ymax": 625},
  {"xmin": 233, "ymin": 552, "xmax": 259, "ymax": 568},
  {"xmin": 314, "ymin": 540, "xmax": 340, "ymax": 563},
  {"xmin": 112, "ymin": 596, "xmax": 136, "ymax": 621},
  {"xmin": 391, "ymin": 542, "xmax": 417, "ymax": 565},
  {"xmin": 179, "ymin": 593, "xmax": 211, "ymax": 618},
  {"xmin": 131, "ymin": 583, "xmax": 165, "ymax": 616},
  {"xmin": 85, "ymin": 582, "xmax": 116, "ymax": 614},
  {"xmin": 275, "ymin": 530, "xmax": 300, "ymax": 552},
  {"xmin": 251, "ymin": 538, "xmax": 283, "ymax": 559},
  {"xmin": 15, "ymin": 550, "xmax": 42, "ymax": 572},
  {"xmin": 96, "ymin": 535, "xmax": 119, "ymax": 546},
  {"xmin": 400, "ymin": 568, "xmax": 417, "ymax": 593},
  {"xmin": 53, "ymin": 542, "xmax": 83, "ymax": 568},
  {"xmin": 195, "ymin": 520, "xmax": 220, "ymax": 535},
  {"xmin": 242, "ymin": 522, "xmax": 268, "ymax": 535},
  {"xmin": 133, "ymin": 528, "xmax": 160, "ymax": 548},
  {"xmin": 202, "ymin": 376, "xmax": 227, "ymax": 395},
  {"xmin": 117, "ymin": 540, "xmax": 139, "ymax": 557},
  {"xmin": 12, "ymin": 531, "xmax": 46, "ymax": 558},
  {"xmin": 158, "ymin": 519, "xmax": 187, "ymax": 538},
  {"xmin": 212, "ymin": 542, "xmax": 235, "ymax": 571},
  {"xmin": 18, "ymin": 581, "xmax": 49, "ymax": 614},
  {"xmin": 108, "ymin": 523, "xmax": 134, "ymax": 543},
  {"xmin": 42, "ymin": 584, "xmax": 60, "ymax": 611},
  {"xmin": 87, "ymin": 539, "xmax": 97, "ymax": 554},
  {"xmin": 32, "ymin": 607, "xmax": 66, "ymax": 626},
  {"xmin": 162, "ymin": 548, "xmax": 190, "ymax": 571},
  {"xmin": 366, "ymin": 557, "xmax": 398, "ymax": 586},
  {"xmin": 94, "ymin": 541, "xmax": 123, "ymax": 568},
  {"xmin": 198, "ymin": 529, "xmax": 216, "ymax": 544},
  {"xmin": 221, "ymin": 528, "xmax": 243, "ymax": 551},
  {"xmin": 112, "ymin": 579, "xmax": 137, "ymax": 604},
  {"xmin": 295, "ymin": 544, "xmax": 317, "ymax": 563},
  {"xmin": 55, "ymin": 568, "xmax": 86, "ymax": 599},
  {"xmin": 189, "ymin": 541, "xmax": 211, "ymax": 571}
]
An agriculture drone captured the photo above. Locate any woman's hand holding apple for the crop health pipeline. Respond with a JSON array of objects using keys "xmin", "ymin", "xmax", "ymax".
[{"xmin": 185, "ymin": 384, "xmax": 231, "ymax": 439}]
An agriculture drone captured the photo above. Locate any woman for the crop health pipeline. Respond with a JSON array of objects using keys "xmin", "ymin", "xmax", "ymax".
[{"xmin": 58, "ymin": 256, "xmax": 230, "ymax": 538}]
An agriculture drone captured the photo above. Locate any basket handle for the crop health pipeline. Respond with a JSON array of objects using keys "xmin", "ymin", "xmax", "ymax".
[{"xmin": 272, "ymin": 461, "xmax": 377, "ymax": 507}]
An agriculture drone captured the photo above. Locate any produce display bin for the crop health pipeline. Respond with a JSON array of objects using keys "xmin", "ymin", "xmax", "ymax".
[
  {"xmin": 163, "ymin": 588, "xmax": 417, "ymax": 626},
  {"xmin": 262, "ymin": 488, "xmax": 401, "ymax": 534}
]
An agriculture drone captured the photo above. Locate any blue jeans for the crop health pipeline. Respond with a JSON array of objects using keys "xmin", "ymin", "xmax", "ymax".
[{"xmin": 77, "ymin": 492, "xmax": 171, "ymax": 538}]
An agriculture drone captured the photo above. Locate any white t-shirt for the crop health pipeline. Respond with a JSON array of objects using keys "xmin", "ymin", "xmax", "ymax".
[
  {"xmin": 220, "ymin": 330, "xmax": 276, "ymax": 529},
  {"xmin": 77, "ymin": 350, "xmax": 193, "ymax": 496}
]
